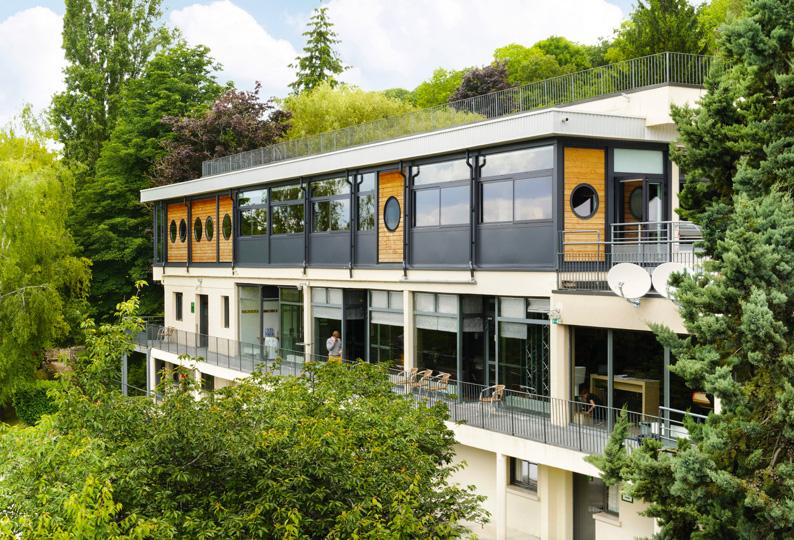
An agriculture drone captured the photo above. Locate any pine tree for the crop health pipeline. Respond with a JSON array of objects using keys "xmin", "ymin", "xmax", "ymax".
[
  {"xmin": 288, "ymin": 7, "xmax": 348, "ymax": 94},
  {"xmin": 593, "ymin": 1, "xmax": 794, "ymax": 537}
]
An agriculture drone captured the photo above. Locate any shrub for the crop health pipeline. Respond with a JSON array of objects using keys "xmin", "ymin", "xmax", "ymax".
[{"xmin": 11, "ymin": 380, "xmax": 59, "ymax": 425}]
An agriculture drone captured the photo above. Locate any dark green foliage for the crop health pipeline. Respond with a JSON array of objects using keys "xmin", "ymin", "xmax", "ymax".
[
  {"xmin": 289, "ymin": 7, "xmax": 348, "ymax": 94},
  {"xmin": 449, "ymin": 62, "xmax": 511, "ymax": 102},
  {"xmin": 11, "ymin": 380, "xmax": 59, "ymax": 426},
  {"xmin": 592, "ymin": 1, "xmax": 794, "ymax": 537},
  {"xmin": 607, "ymin": 0, "xmax": 707, "ymax": 62},
  {"xmin": 585, "ymin": 407, "xmax": 630, "ymax": 486},
  {"xmin": 69, "ymin": 42, "xmax": 223, "ymax": 318}
]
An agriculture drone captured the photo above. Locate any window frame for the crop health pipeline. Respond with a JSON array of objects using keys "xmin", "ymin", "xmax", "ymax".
[
  {"xmin": 410, "ymin": 157, "xmax": 471, "ymax": 229},
  {"xmin": 222, "ymin": 295, "xmax": 230, "ymax": 328},
  {"xmin": 270, "ymin": 182, "xmax": 305, "ymax": 236},
  {"xmin": 479, "ymin": 170, "xmax": 554, "ymax": 225},
  {"xmin": 175, "ymin": 292, "xmax": 183, "ymax": 321},
  {"xmin": 238, "ymin": 188, "xmax": 269, "ymax": 238},
  {"xmin": 310, "ymin": 175, "xmax": 352, "ymax": 234},
  {"xmin": 356, "ymin": 172, "xmax": 377, "ymax": 232},
  {"xmin": 509, "ymin": 458, "xmax": 538, "ymax": 492}
]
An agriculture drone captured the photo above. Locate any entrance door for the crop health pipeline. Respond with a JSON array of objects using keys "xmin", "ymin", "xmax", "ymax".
[
  {"xmin": 198, "ymin": 294, "xmax": 208, "ymax": 348},
  {"xmin": 614, "ymin": 177, "xmax": 666, "ymax": 263},
  {"xmin": 343, "ymin": 289, "xmax": 367, "ymax": 362}
]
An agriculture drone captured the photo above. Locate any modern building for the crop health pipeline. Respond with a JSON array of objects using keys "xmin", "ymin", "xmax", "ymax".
[{"xmin": 136, "ymin": 53, "xmax": 713, "ymax": 539}]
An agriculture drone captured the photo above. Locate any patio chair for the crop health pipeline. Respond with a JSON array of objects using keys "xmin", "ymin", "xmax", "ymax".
[
  {"xmin": 426, "ymin": 372, "xmax": 451, "ymax": 399},
  {"xmin": 479, "ymin": 384, "xmax": 505, "ymax": 414},
  {"xmin": 157, "ymin": 326, "xmax": 175, "ymax": 341},
  {"xmin": 408, "ymin": 369, "xmax": 434, "ymax": 394},
  {"xmin": 395, "ymin": 367, "xmax": 419, "ymax": 385}
]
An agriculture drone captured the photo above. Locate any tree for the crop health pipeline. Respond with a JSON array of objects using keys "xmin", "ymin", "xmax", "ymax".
[
  {"xmin": 449, "ymin": 62, "xmax": 511, "ymax": 102},
  {"xmin": 50, "ymin": 0, "xmax": 166, "ymax": 170},
  {"xmin": 532, "ymin": 36, "xmax": 594, "ymax": 72},
  {"xmin": 493, "ymin": 44, "xmax": 564, "ymax": 86},
  {"xmin": 698, "ymin": 0, "xmax": 747, "ymax": 53},
  {"xmin": 412, "ymin": 68, "xmax": 468, "ymax": 108},
  {"xmin": 0, "ymin": 126, "xmax": 91, "ymax": 404},
  {"xmin": 0, "ymin": 296, "xmax": 488, "ymax": 537},
  {"xmin": 70, "ymin": 42, "xmax": 224, "ymax": 318},
  {"xmin": 289, "ymin": 7, "xmax": 348, "ymax": 94},
  {"xmin": 591, "ymin": 1, "xmax": 794, "ymax": 536},
  {"xmin": 152, "ymin": 84, "xmax": 292, "ymax": 185},
  {"xmin": 282, "ymin": 82, "xmax": 414, "ymax": 138},
  {"xmin": 606, "ymin": 0, "xmax": 707, "ymax": 62}
]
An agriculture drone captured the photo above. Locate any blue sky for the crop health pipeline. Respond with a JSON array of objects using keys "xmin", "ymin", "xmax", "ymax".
[{"xmin": 0, "ymin": 0, "xmax": 637, "ymax": 125}]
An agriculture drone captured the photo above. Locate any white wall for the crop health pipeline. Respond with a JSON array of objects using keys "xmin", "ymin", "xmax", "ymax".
[{"xmin": 595, "ymin": 498, "xmax": 655, "ymax": 540}]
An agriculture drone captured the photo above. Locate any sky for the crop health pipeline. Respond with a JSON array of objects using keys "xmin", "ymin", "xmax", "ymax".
[{"xmin": 0, "ymin": 0, "xmax": 638, "ymax": 126}]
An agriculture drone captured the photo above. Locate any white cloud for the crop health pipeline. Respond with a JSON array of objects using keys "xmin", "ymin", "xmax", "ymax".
[
  {"xmin": 169, "ymin": 0, "xmax": 298, "ymax": 97},
  {"xmin": 324, "ymin": 0, "xmax": 625, "ymax": 90},
  {"xmin": 0, "ymin": 7, "xmax": 65, "ymax": 127}
]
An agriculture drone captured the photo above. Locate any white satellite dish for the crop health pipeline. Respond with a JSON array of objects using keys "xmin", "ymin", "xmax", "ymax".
[
  {"xmin": 607, "ymin": 263, "xmax": 652, "ymax": 304},
  {"xmin": 651, "ymin": 262, "xmax": 689, "ymax": 299}
]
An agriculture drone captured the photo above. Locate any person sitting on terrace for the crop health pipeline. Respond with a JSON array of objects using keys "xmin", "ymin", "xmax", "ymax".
[{"xmin": 579, "ymin": 387, "xmax": 599, "ymax": 416}]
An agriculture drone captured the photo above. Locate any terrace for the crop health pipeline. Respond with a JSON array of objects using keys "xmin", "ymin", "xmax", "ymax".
[{"xmin": 134, "ymin": 323, "xmax": 705, "ymax": 455}]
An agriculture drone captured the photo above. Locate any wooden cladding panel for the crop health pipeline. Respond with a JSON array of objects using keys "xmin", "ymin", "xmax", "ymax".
[
  {"xmin": 378, "ymin": 170, "xmax": 404, "ymax": 263},
  {"xmin": 167, "ymin": 203, "xmax": 188, "ymax": 263},
  {"xmin": 191, "ymin": 198, "xmax": 217, "ymax": 263},
  {"xmin": 563, "ymin": 147, "xmax": 606, "ymax": 261},
  {"xmin": 218, "ymin": 196, "xmax": 233, "ymax": 263}
]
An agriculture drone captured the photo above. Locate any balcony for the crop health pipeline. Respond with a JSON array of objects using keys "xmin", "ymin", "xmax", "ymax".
[
  {"xmin": 134, "ymin": 324, "xmax": 704, "ymax": 455},
  {"xmin": 558, "ymin": 220, "xmax": 704, "ymax": 291}
]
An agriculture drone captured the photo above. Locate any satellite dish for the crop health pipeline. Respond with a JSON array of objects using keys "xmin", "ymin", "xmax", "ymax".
[
  {"xmin": 651, "ymin": 262, "xmax": 689, "ymax": 299},
  {"xmin": 607, "ymin": 263, "xmax": 651, "ymax": 304}
]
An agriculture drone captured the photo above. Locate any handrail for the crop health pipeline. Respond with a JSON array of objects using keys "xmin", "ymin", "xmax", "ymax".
[{"xmin": 201, "ymin": 52, "xmax": 716, "ymax": 177}]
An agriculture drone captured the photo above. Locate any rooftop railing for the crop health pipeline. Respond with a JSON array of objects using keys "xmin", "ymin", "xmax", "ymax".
[
  {"xmin": 201, "ymin": 52, "xmax": 715, "ymax": 177},
  {"xmin": 558, "ymin": 220, "xmax": 705, "ymax": 291}
]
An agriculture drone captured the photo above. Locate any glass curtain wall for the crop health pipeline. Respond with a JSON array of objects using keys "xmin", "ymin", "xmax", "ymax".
[
  {"xmin": 415, "ymin": 293, "xmax": 459, "ymax": 378},
  {"xmin": 412, "ymin": 159, "xmax": 470, "ymax": 227},
  {"xmin": 312, "ymin": 287, "xmax": 343, "ymax": 359},
  {"xmin": 279, "ymin": 287, "xmax": 304, "ymax": 362},
  {"xmin": 493, "ymin": 297, "xmax": 550, "ymax": 395},
  {"xmin": 369, "ymin": 290, "xmax": 403, "ymax": 367},
  {"xmin": 357, "ymin": 173, "xmax": 376, "ymax": 231},
  {"xmin": 311, "ymin": 177, "xmax": 350, "ymax": 232},
  {"xmin": 461, "ymin": 295, "xmax": 493, "ymax": 385}
]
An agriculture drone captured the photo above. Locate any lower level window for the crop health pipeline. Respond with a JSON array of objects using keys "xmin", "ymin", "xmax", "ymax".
[{"xmin": 510, "ymin": 458, "xmax": 538, "ymax": 492}]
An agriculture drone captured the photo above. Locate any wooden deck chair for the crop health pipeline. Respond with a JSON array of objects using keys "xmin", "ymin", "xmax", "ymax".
[
  {"xmin": 409, "ymin": 369, "xmax": 434, "ymax": 393},
  {"xmin": 427, "ymin": 372, "xmax": 451, "ymax": 397},
  {"xmin": 479, "ymin": 384, "xmax": 505, "ymax": 414}
]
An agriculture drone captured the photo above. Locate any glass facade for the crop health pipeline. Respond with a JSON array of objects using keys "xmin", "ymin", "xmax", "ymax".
[
  {"xmin": 368, "ymin": 290, "xmax": 403, "ymax": 367},
  {"xmin": 412, "ymin": 158, "xmax": 470, "ymax": 228}
]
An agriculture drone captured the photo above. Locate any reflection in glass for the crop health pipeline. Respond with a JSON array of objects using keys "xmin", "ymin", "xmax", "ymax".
[
  {"xmin": 482, "ymin": 180, "xmax": 513, "ymax": 222},
  {"xmin": 240, "ymin": 208, "xmax": 268, "ymax": 236},
  {"xmin": 205, "ymin": 216, "xmax": 214, "ymax": 241},
  {"xmin": 179, "ymin": 219, "xmax": 187, "ymax": 242},
  {"xmin": 222, "ymin": 214, "xmax": 232, "ymax": 239},
  {"xmin": 440, "ymin": 185, "xmax": 469, "ymax": 225},
  {"xmin": 515, "ymin": 176, "xmax": 552, "ymax": 220},
  {"xmin": 359, "ymin": 172, "xmax": 376, "ymax": 192},
  {"xmin": 271, "ymin": 184, "xmax": 303, "ymax": 201},
  {"xmin": 313, "ymin": 199, "xmax": 350, "ymax": 232},
  {"xmin": 238, "ymin": 189, "xmax": 267, "ymax": 206},
  {"xmin": 571, "ymin": 184, "xmax": 598, "ymax": 219},
  {"xmin": 482, "ymin": 146, "xmax": 553, "ymax": 177},
  {"xmin": 169, "ymin": 220, "xmax": 177, "ymax": 243},
  {"xmin": 358, "ymin": 193, "xmax": 375, "ymax": 230},
  {"xmin": 416, "ymin": 328, "xmax": 457, "ymax": 378},
  {"xmin": 414, "ymin": 189, "xmax": 439, "ymax": 226},
  {"xmin": 370, "ymin": 323, "xmax": 403, "ymax": 366},
  {"xmin": 194, "ymin": 217, "xmax": 202, "ymax": 241},
  {"xmin": 271, "ymin": 204, "xmax": 304, "ymax": 234},
  {"xmin": 413, "ymin": 159, "xmax": 469, "ymax": 186},
  {"xmin": 311, "ymin": 177, "xmax": 349, "ymax": 197}
]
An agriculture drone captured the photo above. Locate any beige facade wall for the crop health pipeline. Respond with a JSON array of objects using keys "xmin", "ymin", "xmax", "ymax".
[
  {"xmin": 551, "ymin": 292, "xmax": 687, "ymax": 334},
  {"xmin": 594, "ymin": 498, "xmax": 655, "ymax": 540}
]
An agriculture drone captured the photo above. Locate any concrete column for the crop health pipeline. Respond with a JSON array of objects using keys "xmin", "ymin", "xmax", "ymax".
[
  {"xmin": 539, "ymin": 465, "xmax": 573, "ymax": 540},
  {"xmin": 550, "ymin": 323, "xmax": 571, "ymax": 425},
  {"xmin": 495, "ymin": 452, "xmax": 507, "ymax": 540},
  {"xmin": 302, "ymin": 283, "xmax": 313, "ymax": 361},
  {"xmin": 146, "ymin": 349, "xmax": 153, "ymax": 396},
  {"xmin": 402, "ymin": 289, "xmax": 415, "ymax": 370},
  {"xmin": 121, "ymin": 352, "xmax": 128, "ymax": 396}
]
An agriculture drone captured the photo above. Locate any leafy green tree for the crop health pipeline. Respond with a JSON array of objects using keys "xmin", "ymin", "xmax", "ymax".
[
  {"xmin": 606, "ymin": 0, "xmax": 707, "ymax": 62},
  {"xmin": 412, "ymin": 68, "xmax": 468, "ymax": 108},
  {"xmin": 592, "ymin": 1, "xmax": 794, "ymax": 536},
  {"xmin": 493, "ymin": 44, "xmax": 564, "ymax": 85},
  {"xmin": 289, "ymin": 7, "xmax": 348, "ymax": 94},
  {"xmin": 70, "ymin": 42, "xmax": 223, "ymax": 318},
  {"xmin": 449, "ymin": 62, "xmax": 511, "ymax": 102},
  {"xmin": 152, "ymin": 83, "xmax": 291, "ymax": 185},
  {"xmin": 50, "ymin": 0, "xmax": 166, "ymax": 170},
  {"xmin": 0, "ymin": 294, "xmax": 488, "ymax": 537},
  {"xmin": 532, "ymin": 36, "xmax": 594, "ymax": 71},
  {"xmin": 283, "ymin": 82, "xmax": 414, "ymax": 138},
  {"xmin": 698, "ymin": 0, "xmax": 747, "ymax": 53},
  {"xmin": 381, "ymin": 87, "xmax": 416, "ymax": 105},
  {"xmin": 0, "ymin": 127, "xmax": 91, "ymax": 404}
]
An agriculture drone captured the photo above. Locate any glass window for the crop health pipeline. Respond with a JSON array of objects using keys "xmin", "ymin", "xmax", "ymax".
[
  {"xmin": 515, "ymin": 176, "xmax": 552, "ymax": 221},
  {"xmin": 271, "ymin": 205, "xmax": 304, "ymax": 235},
  {"xmin": 279, "ymin": 287, "xmax": 303, "ymax": 303},
  {"xmin": 607, "ymin": 484, "xmax": 620, "ymax": 515},
  {"xmin": 371, "ymin": 290, "xmax": 388, "ymax": 308},
  {"xmin": 222, "ymin": 214, "xmax": 232, "ymax": 240},
  {"xmin": 389, "ymin": 291, "xmax": 403, "ymax": 309},
  {"xmin": 483, "ymin": 146, "xmax": 553, "ymax": 177},
  {"xmin": 205, "ymin": 216, "xmax": 214, "ymax": 241},
  {"xmin": 359, "ymin": 172, "xmax": 376, "ymax": 192},
  {"xmin": 238, "ymin": 189, "xmax": 267, "ymax": 207},
  {"xmin": 414, "ymin": 189, "xmax": 439, "ymax": 227},
  {"xmin": 194, "ymin": 217, "xmax": 202, "ymax": 241},
  {"xmin": 312, "ymin": 177, "xmax": 349, "ymax": 197},
  {"xmin": 175, "ymin": 292, "xmax": 183, "ymax": 321},
  {"xmin": 413, "ymin": 159, "xmax": 469, "ymax": 186},
  {"xmin": 437, "ymin": 294, "xmax": 458, "ymax": 315},
  {"xmin": 416, "ymin": 327, "xmax": 458, "ymax": 377},
  {"xmin": 571, "ymin": 184, "xmax": 599, "ymax": 219},
  {"xmin": 169, "ymin": 220, "xmax": 177, "ymax": 243},
  {"xmin": 614, "ymin": 148, "xmax": 663, "ymax": 174},
  {"xmin": 482, "ymin": 180, "xmax": 513, "ymax": 222},
  {"xmin": 415, "ymin": 293, "xmax": 435, "ymax": 312},
  {"xmin": 440, "ymin": 185, "xmax": 469, "ymax": 225},
  {"xmin": 179, "ymin": 219, "xmax": 187, "ymax": 242},
  {"xmin": 370, "ymin": 323, "xmax": 403, "ymax": 366},
  {"xmin": 271, "ymin": 184, "xmax": 303, "ymax": 202},
  {"xmin": 240, "ymin": 208, "xmax": 268, "ymax": 236},
  {"xmin": 313, "ymin": 199, "xmax": 350, "ymax": 232},
  {"xmin": 383, "ymin": 196, "xmax": 400, "ymax": 231},
  {"xmin": 222, "ymin": 295, "xmax": 229, "ymax": 328},
  {"xmin": 510, "ymin": 458, "xmax": 538, "ymax": 491},
  {"xmin": 358, "ymin": 194, "xmax": 375, "ymax": 231}
]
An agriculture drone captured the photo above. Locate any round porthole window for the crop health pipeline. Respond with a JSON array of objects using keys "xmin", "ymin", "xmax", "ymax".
[
  {"xmin": 629, "ymin": 187, "xmax": 644, "ymax": 220},
  {"xmin": 205, "ymin": 216, "xmax": 214, "ymax": 241},
  {"xmin": 194, "ymin": 217, "xmax": 203, "ymax": 241},
  {"xmin": 383, "ymin": 196, "xmax": 401, "ymax": 231},
  {"xmin": 570, "ymin": 184, "xmax": 599, "ymax": 219},
  {"xmin": 222, "ymin": 214, "xmax": 232, "ymax": 240},
  {"xmin": 179, "ymin": 219, "xmax": 187, "ymax": 242},
  {"xmin": 169, "ymin": 220, "xmax": 177, "ymax": 243}
]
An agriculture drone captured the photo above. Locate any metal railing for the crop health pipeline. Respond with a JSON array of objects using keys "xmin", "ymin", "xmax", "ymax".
[
  {"xmin": 202, "ymin": 52, "xmax": 716, "ymax": 177},
  {"xmin": 558, "ymin": 220, "xmax": 704, "ymax": 291},
  {"xmin": 389, "ymin": 369, "xmax": 704, "ymax": 454}
]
